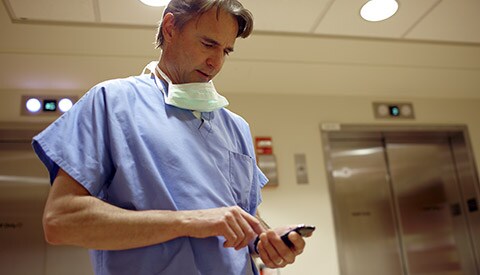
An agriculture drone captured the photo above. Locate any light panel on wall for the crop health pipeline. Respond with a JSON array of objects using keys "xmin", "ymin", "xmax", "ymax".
[
  {"xmin": 25, "ymin": 98, "xmax": 42, "ymax": 113},
  {"xmin": 58, "ymin": 98, "xmax": 74, "ymax": 113},
  {"xmin": 373, "ymin": 102, "xmax": 415, "ymax": 119},
  {"xmin": 21, "ymin": 95, "xmax": 78, "ymax": 116}
]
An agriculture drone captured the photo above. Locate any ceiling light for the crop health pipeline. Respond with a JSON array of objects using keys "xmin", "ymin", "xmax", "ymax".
[
  {"xmin": 139, "ymin": 0, "xmax": 170, "ymax": 7},
  {"xmin": 360, "ymin": 0, "xmax": 399, "ymax": 22}
]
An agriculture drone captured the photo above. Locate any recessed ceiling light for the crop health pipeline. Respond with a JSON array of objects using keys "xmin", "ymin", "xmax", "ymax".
[
  {"xmin": 360, "ymin": 0, "xmax": 399, "ymax": 22},
  {"xmin": 139, "ymin": 0, "xmax": 170, "ymax": 7}
]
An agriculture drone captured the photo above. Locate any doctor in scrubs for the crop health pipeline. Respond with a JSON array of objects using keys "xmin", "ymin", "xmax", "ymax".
[{"xmin": 33, "ymin": 0, "xmax": 309, "ymax": 274}]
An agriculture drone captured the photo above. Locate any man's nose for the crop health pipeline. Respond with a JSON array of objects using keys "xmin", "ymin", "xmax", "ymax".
[{"xmin": 206, "ymin": 49, "xmax": 224, "ymax": 70}]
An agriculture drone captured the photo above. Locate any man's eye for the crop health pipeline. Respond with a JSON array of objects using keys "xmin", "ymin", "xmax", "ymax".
[{"xmin": 202, "ymin": 42, "xmax": 214, "ymax": 48}]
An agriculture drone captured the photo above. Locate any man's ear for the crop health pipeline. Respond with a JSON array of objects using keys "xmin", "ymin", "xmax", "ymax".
[{"xmin": 162, "ymin": 12, "xmax": 175, "ymax": 43}]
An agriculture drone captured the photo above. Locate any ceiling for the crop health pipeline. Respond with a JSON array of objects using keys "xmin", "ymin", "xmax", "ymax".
[
  {"xmin": 4, "ymin": 0, "xmax": 480, "ymax": 44},
  {"xmin": 1, "ymin": 0, "xmax": 480, "ymax": 102}
]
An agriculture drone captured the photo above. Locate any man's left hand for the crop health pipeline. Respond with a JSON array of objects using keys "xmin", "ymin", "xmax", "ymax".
[{"xmin": 255, "ymin": 226, "xmax": 306, "ymax": 269}]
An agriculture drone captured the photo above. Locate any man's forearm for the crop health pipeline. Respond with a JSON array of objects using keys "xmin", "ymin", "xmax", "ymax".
[
  {"xmin": 44, "ymin": 169, "xmax": 264, "ymax": 250},
  {"xmin": 43, "ymin": 193, "xmax": 187, "ymax": 250}
]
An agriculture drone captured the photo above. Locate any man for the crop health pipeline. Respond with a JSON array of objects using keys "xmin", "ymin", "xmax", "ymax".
[{"xmin": 33, "ymin": 0, "xmax": 309, "ymax": 274}]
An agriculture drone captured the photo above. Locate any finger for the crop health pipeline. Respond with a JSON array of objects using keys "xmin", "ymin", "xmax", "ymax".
[
  {"xmin": 222, "ymin": 211, "xmax": 243, "ymax": 248},
  {"xmin": 227, "ymin": 207, "xmax": 262, "ymax": 250},
  {"xmin": 258, "ymin": 241, "xmax": 287, "ymax": 269},
  {"xmin": 261, "ymin": 231, "xmax": 297, "ymax": 265},
  {"xmin": 227, "ymin": 210, "xmax": 250, "ymax": 249},
  {"xmin": 288, "ymin": 232, "xmax": 306, "ymax": 255},
  {"xmin": 271, "ymin": 231, "xmax": 296, "ymax": 264},
  {"xmin": 221, "ymin": 223, "xmax": 238, "ymax": 248},
  {"xmin": 239, "ymin": 210, "xmax": 264, "ymax": 235},
  {"xmin": 257, "ymin": 234, "xmax": 276, "ymax": 268},
  {"xmin": 233, "ymin": 212, "xmax": 257, "ymax": 250},
  {"xmin": 260, "ymin": 231, "xmax": 287, "ymax": 266}
]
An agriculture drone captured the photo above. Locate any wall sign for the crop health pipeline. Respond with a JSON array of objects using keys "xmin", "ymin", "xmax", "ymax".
[
  {"xmin": 255, "ymin": 136, "xmax": 278, "ymax": 186},
  {"xmin": 255, "ymin": 137, "xmax": 273, "ymax": 155}
]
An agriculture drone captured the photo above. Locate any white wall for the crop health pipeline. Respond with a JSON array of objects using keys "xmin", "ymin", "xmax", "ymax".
[
  {"xmin": 1, "ymin": 0, "xmax": 480, "ymax": 269},
  {"xmin": 1, "ymin": 81, "xmax": 480, "ymax": 275}
]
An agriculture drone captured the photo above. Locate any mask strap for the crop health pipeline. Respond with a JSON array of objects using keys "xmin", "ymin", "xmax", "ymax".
[
  {"xmin": 141, "ymin": 61, "xmax": 159, "ymax": 75},
  {"xmin": 155, "ymin": 66, "xmax": 173, "ymax": 84}
]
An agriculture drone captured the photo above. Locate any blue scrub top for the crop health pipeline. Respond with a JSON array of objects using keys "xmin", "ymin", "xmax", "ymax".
[{"xmin": 32, "ymin": 74, "xmax": 268, "ymax": 275}]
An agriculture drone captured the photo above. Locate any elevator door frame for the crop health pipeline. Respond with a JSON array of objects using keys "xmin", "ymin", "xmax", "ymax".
[{"xmin": 321, "ymin": 124, "xmax": 480, "ymax": 275}]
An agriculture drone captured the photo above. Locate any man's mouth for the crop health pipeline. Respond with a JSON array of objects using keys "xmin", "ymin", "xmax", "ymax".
[{"xmin": 196, "ymin": 70, "xmax": 212, "ymax": 81}]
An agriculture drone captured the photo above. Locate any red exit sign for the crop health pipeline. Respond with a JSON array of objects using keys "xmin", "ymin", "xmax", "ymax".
[{"xmin": 255, "ymin": 137, "xmax": 273, "ymax": 155}]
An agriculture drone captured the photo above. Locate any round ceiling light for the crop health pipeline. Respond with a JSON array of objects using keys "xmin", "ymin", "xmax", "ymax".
[
  {"xmin": 139, "ymin": 0, "xmax": 170, "ymax": 7},
  {"xmin": 360, "ymin": 0, "xmax": 399, "ymax": 22}
]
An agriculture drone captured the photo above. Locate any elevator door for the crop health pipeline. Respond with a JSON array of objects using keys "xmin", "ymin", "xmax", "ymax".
[
  {"xmin": 0, "ymin": 128, "xmax": 93, "ymax": 275},
  {"xmin": 0, "ymin": 142, "xmax": 49, "ymax": 275},
  {"xmin": 326, "ymin": 130, "xmax": 479, "ymax": 275}
]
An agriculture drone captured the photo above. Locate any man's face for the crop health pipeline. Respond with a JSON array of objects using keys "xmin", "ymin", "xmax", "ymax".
[{"xmin": 162, "ymin": 7, "xmax": 239, "ymax": 84}]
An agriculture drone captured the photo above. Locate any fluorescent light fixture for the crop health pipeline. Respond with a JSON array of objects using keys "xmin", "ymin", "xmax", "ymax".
[
  {"xmin": 139, "ymin": 0, "xmax": 170, "ymax": 7},
  {"xmin": 58, "ymin": 98, "xmax": 74, "ymax": 113},
  {"xmin": 360, "ymin": 0, "xmax": 399, "ymax": 22},
  {"xmin": 26, "ymin": 98, "xmax": 42, "ymax": 113}
]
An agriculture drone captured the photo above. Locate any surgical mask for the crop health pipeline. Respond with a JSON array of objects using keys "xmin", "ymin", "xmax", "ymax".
[{"xmin": 141, "ymin": 61, "xmax": 228, "ymax": 112}]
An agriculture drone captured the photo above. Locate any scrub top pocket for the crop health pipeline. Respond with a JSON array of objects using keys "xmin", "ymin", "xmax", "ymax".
[{"xmin": 228, "ymin": 150, "xmax": 254, "ymax": 212}]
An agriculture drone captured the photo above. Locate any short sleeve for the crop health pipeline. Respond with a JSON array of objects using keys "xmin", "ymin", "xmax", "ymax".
[
  {"xmin": 256, "ymin": 166, "xmax": 269, "ymax": 188},
  {"xmin": 250, "ymin": 144, "xmax": 269, "ymax": 211},
  {"xmin": 240, "ymin": 121, "xmax": 269, "ymax": 187},
  {"xmin": 32, "ymin": 85, "xmax": 115, "ymax": 196}
]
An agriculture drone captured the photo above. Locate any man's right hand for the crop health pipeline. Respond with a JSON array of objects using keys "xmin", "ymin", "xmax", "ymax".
[{"xmin": 181, "ymin": 206, "xmax": 265, "ymax": 250}]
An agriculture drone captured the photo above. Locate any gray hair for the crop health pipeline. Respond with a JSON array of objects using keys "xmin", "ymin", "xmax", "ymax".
[{"xmin": 155, "ymin": 0, "xmax": 254, "ymax": 49}]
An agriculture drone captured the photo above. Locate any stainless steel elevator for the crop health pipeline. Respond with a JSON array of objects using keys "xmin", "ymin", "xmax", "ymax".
[
  {"xmin": 322, "ymin": 125, "xmax": 480, "ymax": 275},
  {"xmin": 0, "ymin": 125, "xmax": 93, "ymax": 275}
]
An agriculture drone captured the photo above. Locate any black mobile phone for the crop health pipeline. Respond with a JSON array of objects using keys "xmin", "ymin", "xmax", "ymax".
[
  {"xmin": 281, "ymin": 224, "xmax": 316, "ymax": 248},
  {"xmin": 253, "ymin": 224, "xmax": 316, "ymax": 253}
]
